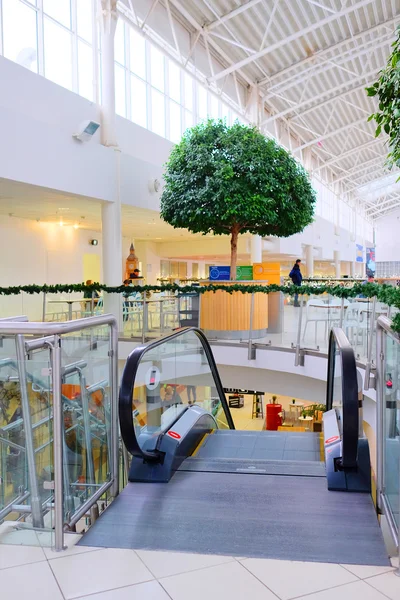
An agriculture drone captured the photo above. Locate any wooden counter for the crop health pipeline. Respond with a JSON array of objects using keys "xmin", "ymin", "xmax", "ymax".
[{"xmin": 199, "ymin": 281, "xmax": 268, "ymax": 339}]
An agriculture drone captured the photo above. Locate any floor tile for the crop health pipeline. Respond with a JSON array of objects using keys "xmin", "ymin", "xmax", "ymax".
[
  {"xmin": 0, "ymin": 525, "xmax": 40, "ymax": 546},
  {"xmin": 0, "ymin": 561, "xmax": 63, "ymax": 600},
  {"xmin": 136, "ymin": 549, "xmax": 234, "ymax": 578},
  {"xmin": 42, "ymin": 533, "xmax": 102, "ymax": 559},
  {"xmin": 341, "ymin": 563, "xmax": 394, "ymax": 579},
  {"xmin": 49, "ymin": 548, "xmax": 154, "ymax": 599},
  {"xmin": 75, "ymin": 580, "xmax": 171, "ymax": 600},
  {"xmin": 0, "ymin": 543, "xmax": 46, "ymax": 570},
  {"xmin": 294, "ymin": 580, "xmax": 388, "ymax": 600},
  {"xmin": 241, "ymin": 558, "xmax": 357, "ymax": 600},
  {"xmin": 366, "ymin": 571, "xmax": 400, "ymax": 600},
  {"xmin": 160, "ymin": 560, "xmax": 277, "ymax": 600}
]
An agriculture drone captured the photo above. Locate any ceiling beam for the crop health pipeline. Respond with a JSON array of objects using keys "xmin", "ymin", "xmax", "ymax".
[
  {"xmin": 262, "ymin": 68, "xmax": 379, "ymax": 124},
  {"xmin": 367, "ymin": 195, "xmax": 400, "ymax": 216},
  {"xmin": 206, "ymin": 0, "xmax": 263, "ymax": 31},
  {"xmin": 208, "ymin": 0, "xmax": 375, "ymax": 82},
  {"xmin": 257, "ymin": 16, "xmax": 399, "ymax": 87},
  {"xmin": 296, "ymin": 117, "xmax": 371, "ymax": 152},
  {"xmin": 311, "ymin": 139, "xmax": 384, "ymax": 172},
  {"xmin": 333, "ymin": 158, "xmax": 387, "ymax": 183}
]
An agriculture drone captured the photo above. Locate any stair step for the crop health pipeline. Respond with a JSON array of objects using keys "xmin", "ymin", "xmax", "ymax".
[{"xmin": 179, "ymin": 457, "xmax": 326, "ymax": 478}]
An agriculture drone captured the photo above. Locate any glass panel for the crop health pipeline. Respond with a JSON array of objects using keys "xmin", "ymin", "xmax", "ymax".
[
  {"xmin": 78, "ymin": 41, "xmax": 94, "ymax": 102},
  {"xmin": 130, "ymin": 330, "xmax": 230, "ymax": 454},
  {"xmin": 221, "ymin": 102, "xmax": 230, "ymax": 122},
  {"xmin": 210, "ymin": 94, "xmax": 219, "ymax": 119},
  {"xmin": 168, "ymin": 61, "xmax": 181, "ymax": 103},
  {"xmin": 384, "ymin": 332, "xmax": 399, "ymax": 527},
  {"xmin": 169, "ymin": 101, "xmax": 181, "ymax": 143},
  {"xmin": 151, "ymin": 89, "xmax": 165, "ymax": 137},
  {"xmin": 2, "ymin": 0, "xmax": 38, "ymax": 73},
  {"xmin": 77, "ymin": 0, "xmax": 93, "ymax": 44},
  {"xmin": 150, "ymin": 45, "xmax": 165, "ymax": 92},
  {"xmin": 130, "ymin": 75, "xmax": 147, "ymax": 128},
  {"xmin": 115, "ymin": 64, "xmax": 126, "ymax": 117},
  {"xmin": 198, "ymin": 86, "xmax": 208, "ymax": 120},
  {"xmin": 184, "ymin": 110, "xmax": 193, "ymax": 131},
  {"xmin": 60, "ymin": 324, "xmax": 113, "ymax": 524},
  {"xmin": 114, "ymin": 18, "xmax": 125, "ymax": 65},
  {"xmin": 129, "ymin": 28, "xmax": 146, "ymax": 79},
  {"xmin": 183, "ymin": 73, "xmax": 193, "ymax": 110},
  {"xmin": 44, "ymin": 18, "xmax": 73, "ymax": 91},
  {"xmin": 43, "ymin": 0, "xmax": 71, "ymax": 28}
]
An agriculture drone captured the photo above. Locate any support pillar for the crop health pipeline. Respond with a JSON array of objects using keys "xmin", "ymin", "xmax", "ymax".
[
  {"xmin": 305, "ymin": 244, "xmax": 314, "ymax": 277},
  {"xmin": 251, "ymin": 235, "xmax": 262, "ymax": 265},
  {"xmin": 98, "ymin": 1, "xmax": 122, "ymax": 330},
  {"xmin": 334, "ymin": 250, "xmax": 341, "ymax": 278},
  {"xmin": 350, "ymin": 261, "xmax": 356, "ymax": 278}
]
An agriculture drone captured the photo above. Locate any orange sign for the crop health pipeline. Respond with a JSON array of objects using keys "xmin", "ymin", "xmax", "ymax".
[{"xmin": 253, "ymin": 263, "xmax": 280, "ymax": 285}]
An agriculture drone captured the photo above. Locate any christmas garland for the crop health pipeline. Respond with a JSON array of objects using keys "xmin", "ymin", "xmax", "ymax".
[{"xmin": 0, "ymin": 282, "xmax": 399, "ymax": 332}]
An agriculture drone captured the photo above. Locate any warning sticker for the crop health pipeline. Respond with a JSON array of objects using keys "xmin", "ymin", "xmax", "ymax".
[{"xmin": 325, "ymin": 435, "xmax": 340, "ymax": 445}]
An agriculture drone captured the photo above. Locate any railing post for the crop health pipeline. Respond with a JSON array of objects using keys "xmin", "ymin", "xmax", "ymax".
[
  {"xmin": 110, "ymin": 321, "xmax": 119, "ymax": 499},
  {"xmin": 42, "ymin": 292, "xmax": 47, "ymax": 322},
  {"xmin": 15, "ymin": 335, "xmax": 44, "ymax": 529},
  {"xmin": 50, "ymin": 334, "xmax": 65, "ymax": 551},
  {"xmin": 339, "ymin": 297, "xmax": 345, "ymax": 329},
  {"xmin": 295, "ymin": 295, "xmax": 304, "ymax": 367},
  {"xmin": 141, "ymin": 299, "xmax": 147, "ymax": 344},
  {"xmin": 248, "ymin": 293, "xmax": 256, "ymax": 360},
  {"xmin": 364, "ymin": 296, "xmax": 377, "ymax": 390}
]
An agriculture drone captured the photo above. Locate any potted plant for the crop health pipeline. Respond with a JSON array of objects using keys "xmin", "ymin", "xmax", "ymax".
[{"xmin": 161, "ymin": 120, "xmax": 316, "ymax": 337}]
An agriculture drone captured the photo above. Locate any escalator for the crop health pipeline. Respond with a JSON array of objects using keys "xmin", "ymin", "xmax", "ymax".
[{"xmin": 80, "ymin": 327, "xmax": 390, "ymax": 565}]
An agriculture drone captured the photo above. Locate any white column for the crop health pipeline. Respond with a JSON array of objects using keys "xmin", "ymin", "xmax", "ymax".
[
  {"xmin": 198, "ymin": 262, "xmax": 206, "ymax": 280},
  {"xmin": 251, "ymin": 235, "xmax": 262, "ymax": 265},
  {"xmin": 98, "ymin": 1, "xmax": 122, "ymax": 330},
  {"xmin": 305, "ymin": 244, "xmax": 314, "ymax": 277},
  {"xmin": 334, "ymin": 250, "xmax": 341, "ymax": 278},
  {"xmin": 350, "ymin": 261, "xmax": 356, "ymax": 278}
]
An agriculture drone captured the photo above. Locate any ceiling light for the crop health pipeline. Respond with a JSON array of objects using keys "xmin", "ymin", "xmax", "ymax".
[
  {"xmin": 73, "ymin": 223, "xmax": 79, "ymax": 229},
  {"xmin": 59, "ymin": 220, "xmax": 64, "ymax": 227}
]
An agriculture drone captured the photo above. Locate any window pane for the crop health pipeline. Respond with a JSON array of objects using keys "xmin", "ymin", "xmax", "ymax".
[
  {"xmin": 2, "ymin": 0, "xmax": 38, "ymax": 73},
  {"xmin": 184, "ymin": 110, "xmax": 193, "ymax": 131},
  {"xmin": 151, "ymin": 89, "xmax": 165, "ymax": 137},
  {"xmin": 44, "ymin": 18, "xmax": 73, "ymax": 90},
  {"xmin": 198, "ymin": 86, "xmax": 207, "ymax": 120},
  {"xmin": 115, "ymin": 64, "xmax": 126, "ymax": 117},
  {"xmin": 114, "ymin": 19, "xmax": 125, "ymax": 65},
  {"xmin": 78, "ymin": 41, "xmax": 93, "ymax": 101},
  {"xmin": 43, "ymin": 0, "xmax": 71, "ymax": 28},
  {"xmin": 210, "ymin": 94, "xmax": 219, "ymax": 119},
  {"xmin": 221, "ymin": 102, "xmax": 230, "ymax": 122},
  {"xmin": 168, "ymin": 61, "xmax": 181, "ymax": 104},
  {"xmin": 184, "ymin": 73, "xmax": 193, "ymax": 110},
  {"xmin": 131, "ymin": 75, "xmax": 147, "ymax": 128},
  {"xmin": 129, "ymin": 29, "xmax": 146, "ymax": 79},
  {"xmin": 150, "ymin": 45, "xmax": 164, "ymax": 92},
  {"xmin": 77, "ymin": 0, "xmax": 92, "ymax": 43},
  {"xmin": 169, "ymin": 101, "xmax": 181, "ymax": 143}
]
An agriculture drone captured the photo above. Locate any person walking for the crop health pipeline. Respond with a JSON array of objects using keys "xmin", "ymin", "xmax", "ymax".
[{"xmin": 289, "ymin": 259, "xmax": 303, "ymax": 307}]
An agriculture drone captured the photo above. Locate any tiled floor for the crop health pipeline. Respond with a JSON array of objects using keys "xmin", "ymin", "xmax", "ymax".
[{"xmin": 0, "ymin": 530, "xmax": 398, "ymax": 600}]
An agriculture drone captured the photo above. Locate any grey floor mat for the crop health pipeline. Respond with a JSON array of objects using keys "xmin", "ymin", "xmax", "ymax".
[
  {"xmin": 179, "ymin": 457, "xmax": 326, "ymax": 477},
  {"xmin": 79, "ymin": 472, "xmax": 389, "ymax": 566},
  {"xmin": 196, "ymin": 430, "xmax": 322, "ymax": 462}
]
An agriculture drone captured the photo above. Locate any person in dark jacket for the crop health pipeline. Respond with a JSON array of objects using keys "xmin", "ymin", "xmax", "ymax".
[{"xmin": 289, "ymin": 259, "xmax": 303, "ymax": 307}]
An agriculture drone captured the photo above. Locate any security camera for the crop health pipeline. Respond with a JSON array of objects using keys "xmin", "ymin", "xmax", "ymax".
[{"xmin": 73, "ymin": 120, "xmax": 100, "ymax": 142}]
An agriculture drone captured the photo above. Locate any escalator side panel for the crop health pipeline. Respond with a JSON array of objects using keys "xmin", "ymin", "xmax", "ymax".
[{"xmin": 128, "ymin": 406, "xmax": 216, "ymax": 483}]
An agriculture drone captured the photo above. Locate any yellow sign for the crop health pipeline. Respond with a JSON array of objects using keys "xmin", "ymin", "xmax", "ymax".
[{"xmin": 253, "ymin": 263, "xmax": 280, "ymax": 285}]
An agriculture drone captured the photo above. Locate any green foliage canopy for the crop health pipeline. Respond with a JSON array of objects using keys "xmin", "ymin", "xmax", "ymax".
[
  {"xmin": 160, "ymin": 120, "xmax": 316, "ymax": 239},
  {"xmin": 366, "ymin": 26, "xmax": 400, "ymax": 174}
]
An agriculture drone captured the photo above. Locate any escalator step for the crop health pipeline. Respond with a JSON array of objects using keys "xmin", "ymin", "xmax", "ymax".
[{"xmin": 179, "ymin": 457, "xmax": 326, "ymax": 477}]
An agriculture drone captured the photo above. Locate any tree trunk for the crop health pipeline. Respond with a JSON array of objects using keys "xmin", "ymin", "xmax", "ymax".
[{"xmin": 230, "ymin": 226, "xmax": 240, "ymax": 281}]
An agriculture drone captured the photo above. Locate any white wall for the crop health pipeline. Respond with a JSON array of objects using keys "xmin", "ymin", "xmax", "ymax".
[{"xmin": 375, "ymin": 208, "xmax": 400, "ymax": 262}]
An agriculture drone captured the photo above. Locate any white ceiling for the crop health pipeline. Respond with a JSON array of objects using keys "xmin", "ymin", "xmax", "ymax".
[{"xmin": 120, "ymin": 0, "xmax": 400, "ymax": 219}]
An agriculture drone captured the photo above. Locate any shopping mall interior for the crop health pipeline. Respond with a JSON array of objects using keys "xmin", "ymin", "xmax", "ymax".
[{"xmin": 0, "ymin": 1, "xmax": 400, "ymax": 599}]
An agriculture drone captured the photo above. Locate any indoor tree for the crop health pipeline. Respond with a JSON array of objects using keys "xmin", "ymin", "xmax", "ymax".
[
  {"xmin": 160, "ymin": 120, "xmax": 316, "ymax": 280},
  {"xmin": 366, "ymin": 26, "xmax": 400, "ymax": 175}
]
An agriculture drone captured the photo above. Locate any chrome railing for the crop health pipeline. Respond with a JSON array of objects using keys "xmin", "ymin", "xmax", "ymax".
[
  {"xmin": 376, "ymin": 316, "xmax": 399, "ymax": 573},
  {"xmin": 0, "ymin": 314, "xmax": 118, "ymax": 551}
]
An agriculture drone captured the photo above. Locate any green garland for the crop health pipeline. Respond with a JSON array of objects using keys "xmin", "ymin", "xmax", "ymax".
[{"xmin": 1, "ymin": 282, "xmax": 399, "ymax": 332}]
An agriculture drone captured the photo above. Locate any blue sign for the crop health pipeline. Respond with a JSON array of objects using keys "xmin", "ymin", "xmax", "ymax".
[
  {"xmin": 209, "ymin": 266, "xmax": 231, "ymax": 281},
  {"xmin": 356, "ymin": 244, "xmax": 364, "ymax": 263}
]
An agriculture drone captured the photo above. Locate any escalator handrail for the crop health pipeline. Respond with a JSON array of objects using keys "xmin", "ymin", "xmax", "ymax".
[
  {"xmin": 326, "ymin": 327, "xmax": 359, "ymax": 470},
  {"xmin": 119, "ymin": 327, "xmax": 235, "ymax": 462}
]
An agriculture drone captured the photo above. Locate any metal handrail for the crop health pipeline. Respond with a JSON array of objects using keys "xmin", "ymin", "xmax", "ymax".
[
  {"xmin": 326, "ymin": 328, "xmax": 359, "ymax": 470},
  {"xmin": 119, "ymin": 326, "xmax": 235, "ymax": 462}
]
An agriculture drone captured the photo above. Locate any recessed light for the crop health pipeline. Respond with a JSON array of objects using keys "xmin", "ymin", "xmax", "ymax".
[
  {"xmin": 59, "ymin": 220, "xmax": 64, "ymax": 227},
  {"xmin": 73, "ymin": 223, "xmax": 79, "ymax": 229}
]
